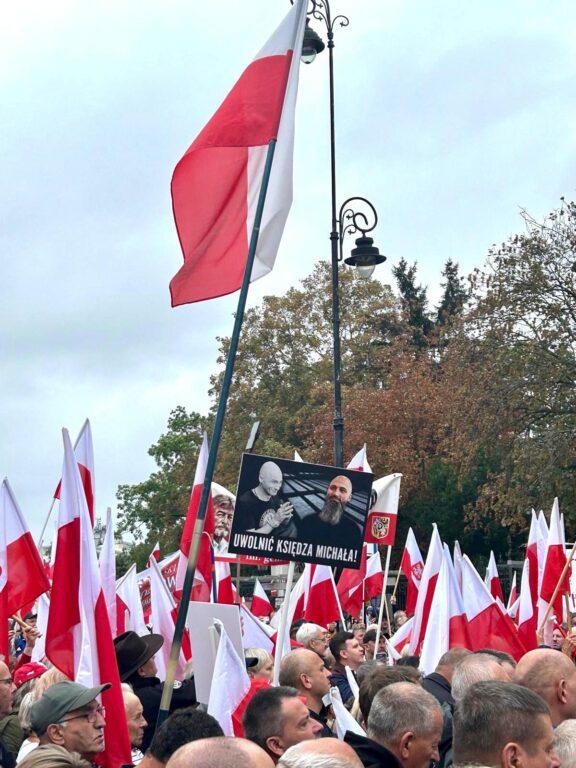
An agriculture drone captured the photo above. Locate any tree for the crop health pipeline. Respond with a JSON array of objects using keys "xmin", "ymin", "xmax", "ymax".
[
  {"xmin": 392, "ymin": 258, "xmax": 434, "ymax": 348},
  {"xmin": 436, "ymin": 258, "xmax": 468, "ymax": 326}
]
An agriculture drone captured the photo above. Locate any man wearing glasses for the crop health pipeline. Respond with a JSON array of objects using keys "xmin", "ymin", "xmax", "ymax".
[
  {"xmin": 29, "ymin": 681, "xmax": 109, "ymax": 763},
  {"xmin": 0, "ymin": 661, "xmax": 15, "ymax": 768}
]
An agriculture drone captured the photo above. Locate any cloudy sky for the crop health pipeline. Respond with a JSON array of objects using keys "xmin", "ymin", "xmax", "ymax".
[{"xmin": 2, "ymin": 0, "xmax": 575, "ymax": 542}]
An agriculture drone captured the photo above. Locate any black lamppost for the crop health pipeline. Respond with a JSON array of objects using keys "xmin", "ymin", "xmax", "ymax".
[{"xmin": 302, "ymin": 1, "xmax": 385, "ymax": 467}]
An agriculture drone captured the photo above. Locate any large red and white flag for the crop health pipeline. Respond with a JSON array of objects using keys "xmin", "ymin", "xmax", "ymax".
[
  {"xmin": 409, "ymin": 524, "xmax": 443, "ymax": 656},
  {"xmin": 420, "ymin": 545, "xmax": 470, "ymax": 674},
  {"xmin": 365, "ymin": 474, "xmax": 402, "ymax": 546},
  {"xmin": 98, "ymin": 507, "xmax": 117, "ymax": 637},
  {"xmin": 251, "ymin": 578, "xmax": 273, "ymax": 618},
  {"xmin": 517, "ymin": 558, "xmax": 538, "ymax": 651},
  {"xmin": 0, "ymin": 479, "xmax": 50, "ymax": 660},
  {"xmin": 149, "ymin": 557, "xmax": 188, "ymax": 680},
  {"xmin": 400, "ymin": 528, "xmax": 424, "ymax": 616},
  {"xmin": 304, "ymin": 565, "xmax": 342, "ymax": 627},
  {"xmin": 387, "ymin": 616, "xmax": 414, "ymax": 662},
  {"xmin": 364, "ymin": 552, "xmax": 384, "ymax": 598},
  {"xmin": 54, "ymin": 418, "xmax": 95, "ymax": 526},
  {"xmin": 170, "ymin": 0, "xmax": 308, "ymax": 305},
  {"xmin": 485, "ymin": 551, "xmax": 504, "ymax": 604},
  {"xmin": 174, "ymin": 433, "xmax": 214, "ymax": 602},
  {"xmin": 540, "ymin": 498, "xmax": 569, "ymax": 624},
  {"xmin": 461, "ymin": 555, "xmax": 527, "ymax": 661},
  {"xmin": 46, "ymin": 429, "xmax": 131, "ymax": 768},
  {"xmin": 347, "ymin": 445, "xmax": 372, "ymax": 473},
  {"xmin": 207, "ymin": 622, "xmax": 251, "ymax": 736},
  {"xmin": 337, "ymin": 546, "xmax": 367, "ymax": 619},
  {"xmin": 116, "ymin": 564, "xmax": 148, "ymax": 637}
]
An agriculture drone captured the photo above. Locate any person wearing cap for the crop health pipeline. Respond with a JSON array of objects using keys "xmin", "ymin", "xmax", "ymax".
[
  {"xmin": 0, "ymin": 662, "xmax": 47, "ymax": 758},
  {"xmin": 29, "ymin": 681, "xmax": 108, "ymax": 764},
  {"xmin": 114, "ymin": 631, "xmax": 196, "ymax": 754}
]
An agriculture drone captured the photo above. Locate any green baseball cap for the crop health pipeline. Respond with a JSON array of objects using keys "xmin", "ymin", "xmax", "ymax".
[{"xmin": 30, "ymin": 681, "xmax": 111, "ymax": 734}]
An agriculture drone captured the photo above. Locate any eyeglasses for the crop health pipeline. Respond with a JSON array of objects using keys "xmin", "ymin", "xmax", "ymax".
[
  {"xmin": 59, "ymin": 706, "xmax": 106, "ymax": 725},
  {"xmin": 0, "ymin": 678, "xmax": 13, "ymax": 686}
]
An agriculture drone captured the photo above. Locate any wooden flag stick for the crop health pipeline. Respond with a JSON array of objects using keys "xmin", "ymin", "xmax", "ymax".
[
  {"xmin": 390, "ymin": 568, "xmax": 402, "ymax": 603},
  {"xmin": 374, "ymin": 546, "xmax": 392, "ymax": 655},
  {"xmin": 537, "ymin": 541, "xmax": 576, "ymax": 634}
]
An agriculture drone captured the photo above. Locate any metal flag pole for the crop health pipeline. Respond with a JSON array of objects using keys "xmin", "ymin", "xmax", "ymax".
[{"xmin": 157, "ymin": 140, "xmax": 278, "ymax": 727}]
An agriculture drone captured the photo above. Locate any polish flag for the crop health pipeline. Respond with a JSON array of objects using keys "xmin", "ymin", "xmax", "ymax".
[
  {"xmin": 364, "ymin": 552, "xmax": 384, "ymax": 599},
  {"xmin": 409, "ymin": 525, "xmax": 443, "ymax": 655},
  {"xmin": 175, "ymin": 433, "xmax": 214, "ymax": 602},
  {"xmin": 540, "ymin": 498, "xmax": 569, "ymax": 624},
  {"xmin": 116, "ymin": 564, "xmax": 148, "ymax": 637},
  {"xmin": 400, "ymin": 528, "xmax": 424, "ymax": 616},
  {"xmin": 149, "ymin": 557, "xmax": 188, "ymax": 680},
  {"xmin": 420, "ymin": 545, "xmax": 470, "ymax": 674},
  {"xmin": 215, "ymin": 560, "xmax": 235, "ymax": 605},
  {"xmin": 387, "ymin": 616, "xmax": 414, "ymax": 662},
  {"xmin": 46, "ymin": 429, "xmax": 131, "ymax": 768},
  {"xmin": 338, "ymin": 546, "xmax": 367, "ymax": 619},
  {"xmin": 304, "ymin": 565, "xmax": 341, "ymax": 627},
  {"xmin": 147, "ymin": 542, "xmax": 161, "ymax": 567},
  {"xmin": 54, "ymin": 418, "xmax": 95, "ymax": 526},
  {"xmin": 98, "ymin": 507, "xmax": 117, "ymax": 636},
  {"xmin": 507, "ymin": 572, "xmax": 518, "ymax": 612},
  {"xmin": 251, "ymin": 578, "xmax": 273, "ymax": 618},
  {"xmin": 0, "ymin": 479, "xmax": 51, "ymax": 661},
  {"xmin": 517, "ymin": 558, "xmax": 538, "ymax": 651},
  {"xmin": 240, "ymin": 604, "xmax": 275, "ymax": 653},
  {"xmin": 461, "ymin": 555, "xmax": 527, "ymax": 660},
  {"xmin": 170, "ymin": 0, "xmax": 308, "ymax": 305},
  {"xmin": 365, "ymin": 474, "xmax": 402, "ymax": 546},
  {"xmin": 208, "ymin": 621, "xmax": 251, "ymax": 736},
  {"xmin": 453, "ymin": 541, "xmax": 464, "ymax": 591},
  {"xmin": 270, "ymin": 570, "xmax": 308, "ymax": 657},
  {"xmin": 485, "ymin": 551, "xmax": 505, "ymax": 604},
  {"xmin": 347, "ymin": 445, "xmax": 372, "ymax": 473}
]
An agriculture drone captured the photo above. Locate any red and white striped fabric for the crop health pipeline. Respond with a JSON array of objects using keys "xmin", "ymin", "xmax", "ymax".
[
  {"xmin": 400, "ymin": 528, "xmax": 424, "ymax": 616},
  {"xmin": 484, "ymin": 551, "xmax": 504, "ymax": 604},
  {"xmin": 46, "ymin": 429, "xmax": 131, "ymax": 768},
  {"xmin": 207, "ymin": 622, "xmax": 251, "ymax": 736},
  {"xmin": 540, "ymin": 498, "xmax": 569, "ymax": 625},
  {"xmin": 387, "ymin": 617, "xmax": 413, "ymax": 662},
  {"xmin": 364, "ymin": 552, "xmax": 384, "ymax": 598},
  {"xmin": 170, "ymin": 0, "xmax": 308, "ymax": 305},
  {"xmin": 149, "ymin": 557, "xmax": 189, "ymax": 680},
  {"xmin": 98, "ymin": 507, "xmax": 117, "ymax": 636},
  {"xmin": 337, "ymin": 546, "xmax": 367, "ymax": 619},
  {"xmin": 175, "ymin": 433, "xmax": 214, "ymax": 602},
  {"xmin": 507, "ymin": 572, "xmax": 518, "ymax": 612},
  {"xmin": 54, "ymin": 418, "xmax": 95, "ymax": 526},
  {"xmin": 251, "ymin": 578, "xmax": 273, "ymax": 618},
  {"xmin": 115, "ymin": 564, "xmax": 148, "ymax": 637},
  {"xmin": 409, "ymin": 524, "xmax": 443, "ymax": 656},
  {"xmin": 420, "ymin": 545, "xmax": 470, "ymax": 674},
  {"xmin": 147, "ymin": 542, "xmax": 161, "ymax": 568},
  {"xmin": 0, "ymin": 479, "xmax": 50, "ymax": 660},
  {"xmin": 364, "ymin": 474, "xmax": 402, "ymax": 546},
  {"xmin": 304, "ymin": 565, "xmax": 341, "ymax": 627},
  {"xmin": 215, "ymin": 560, "xmax": 235, "ymax": 605},
  {"xmin": 461, "ymin": 555, "xmax": 527, "ymax": 661},
  {"xmin": 517, "ymin": 558, "xmax": 538, "ymax": 651},
  {"xmin": 347, "ymin": 445, "xmax": 372, "ymax": 473}
]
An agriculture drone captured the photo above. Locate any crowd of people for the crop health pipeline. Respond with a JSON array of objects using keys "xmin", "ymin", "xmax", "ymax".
[{"xmin": 0, "ymin": 608, "xmax": 574, "ymax": 768}]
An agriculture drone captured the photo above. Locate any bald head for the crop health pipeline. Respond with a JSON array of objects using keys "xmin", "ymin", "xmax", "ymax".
[
  {"xmin": 167, "ymin": 737, "xmax": 274, "ymax": 768},
  {"xmin": 515, "ymin": 649, "xmax": 576, "ymax": 725},
  {"xmin": 258, "ymin": 463, "xmax": 283, "ymax": 498},
  {"xmin": 278, "ymin": 738, "xmax": 362, "ymax": 768},
  {"xmin": 451, "ymin": 653, "xmax": 510, "ymax": 701}
]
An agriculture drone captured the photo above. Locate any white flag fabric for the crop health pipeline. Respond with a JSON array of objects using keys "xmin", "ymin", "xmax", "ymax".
[
  {"xmin": 326, "ymin": 687, "xmax": 365, "ymax": 739},
  {"xmin": 99, "ymin": 507, "xmax": 117, "ymax": 636},
  {"xmin": 207, "ymin": 620, "xmax": 250, "ymax": 736}
]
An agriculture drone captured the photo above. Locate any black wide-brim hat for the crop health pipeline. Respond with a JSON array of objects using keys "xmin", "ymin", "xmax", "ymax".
[{"xmin": 114, "ymin": 630, "xmax": 164, "ymax": 681}]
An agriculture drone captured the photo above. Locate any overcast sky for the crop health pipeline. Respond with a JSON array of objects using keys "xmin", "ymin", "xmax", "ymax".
[{"xmin": 2, "ymin": 0, "xmax": 575, "ymax": 542}]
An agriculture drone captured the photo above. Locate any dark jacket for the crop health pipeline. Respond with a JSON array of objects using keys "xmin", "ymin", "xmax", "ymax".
[
  {"xmin": 344, "ymin": 730, "xmax": 402, "ymax": 768},
  {"xmin": 0, "ymin": 735, "xmax": 15, "ymax": 768},
  {"xmin": 422, "ymin": 672, "xmax": 454, "ymax": 707},
  {"xmin": 329, "ymin": 664, "xmax": 356, "ymax": 707},
  {"xmin": 130, "ymin": 676, "xmax": 197, "ymax": 753},
  {"xmin": 309, "ymin": 705, "xmax": 334, "ymax": 737}
]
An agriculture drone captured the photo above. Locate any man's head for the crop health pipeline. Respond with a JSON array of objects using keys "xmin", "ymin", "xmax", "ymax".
[
  {"xmin": 551, "ymin": 628, "xmax": 565, "ymax": 651},
  {"xmin": 167, "ymin": 736, "xmax": 274, "ymax": 768},
  {"xmin": 451, "ymin": 652, "xmax": 510, "ymax": 701},
  {"xmin": 147, "ymin": 707, "xmax": 223, "ymax": 765},
  {"xmin": 320, "ymin": 476, "xmax": 352, "ymax": 525},
  {"xmin": 243, "ymin": 686, "xmax": 322, "ymax": 763},
  {"xmin": 121, "ymin": 685, "xmax": 147, "ymax": 748},
  {"xmin": 295, "ymin": 624, "xmax": 329, "ymax": 657},
  {"xmin": 30, "ymin": 681, "xmax": 109, "ymax": 760},
  {"xmin": 394, "ymin": 611, "xmax": 408, "ymax": 629},
  {"xmin": 279, "ymin": 649, "xmax": 331, "ymax": 709},
  {"xmin": 453, "ymin": 681, "xmax": 559, "ymax": 768},
  {"xmin": 367, "ymin": 682, "xmax": 443, "ymax": 768},
  {"xmin": 114, "ymin": 630, "xmax": 164, "ymax": 682},
  {"xmin": 258, "ymin": 463, "xmax": 283, "ymax": 498},
  {"xmin": 359, "ymin": 664, "xmax": 422, "ymax": 723},
  {"xmin": 434, "ymin": 647, "xmax": 471, "ymax": 684},
  {"xmin": 213, "ymin": 494, "xmax": 235, "ymax": 543},
  {"xmin": 330, "ymin": 631, "xmax": 365, "ymax": 672},
  {"xmin": 362, "ymin": 628, "xmax": 386, "ymax": 661},
  {"xmin": 515, "ymin": 648, "xmax": 576, "ymax": 726},
  {"xmin": 0, "ymin": 661, "xmax": 14, "ymax": 719},
  {"xmin": 552, "ymin": 719, "xmax": 576, "ymax": 768},
  {"xmin": 277, "ymin": 738, "xmax": 363, "ymax": 768},
  {"xmin": 353, "ymin": 625, "xmax": 366, "ymax": 644}
]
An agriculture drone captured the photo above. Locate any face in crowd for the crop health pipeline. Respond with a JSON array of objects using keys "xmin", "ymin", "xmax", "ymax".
[{"xmin": 319, "ymin": 475, "xmax": 352, "ymax": 525}]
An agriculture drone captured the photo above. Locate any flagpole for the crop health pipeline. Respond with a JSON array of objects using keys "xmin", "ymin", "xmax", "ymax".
[
  {"xmin": 273, "ymin": 560, "xmax": 296, "ymax": 685},
  {"xmin": 157, "ymin": 139, "xmax": 279, "ymax": 727},
  {"xmin": 37, "ymin": 498, "xmax": 56, "ymax": 549},
  {"xmin": 374, "ymin": 546, "xmax": 391, "ymax": 656},
  {"xmin": 390, "ymin": 568, "xmax": 402, "ymax": 604},
  {"xmin": 537, "ymin": 541, "xmax": 576, "ymax": 635}
]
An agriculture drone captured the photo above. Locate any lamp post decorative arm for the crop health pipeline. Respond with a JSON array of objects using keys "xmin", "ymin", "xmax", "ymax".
[{"xmin": 338, "ymin": 196, "xmax": 379, "ymax": 262}]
